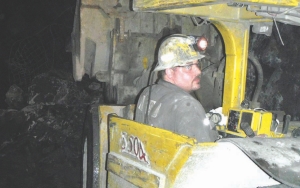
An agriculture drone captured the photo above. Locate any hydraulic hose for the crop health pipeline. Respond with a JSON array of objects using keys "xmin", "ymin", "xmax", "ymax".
[
  {"xmin": 213, "ymin": 57, "xmax": 225, "ymax": 108},
  {"xmin": 144, "ymin": 71, "xmax": 155, "ymax": 124},
  {"xmin": 248, "ymin": 52, "xmax": 263, "ymax": 108}
]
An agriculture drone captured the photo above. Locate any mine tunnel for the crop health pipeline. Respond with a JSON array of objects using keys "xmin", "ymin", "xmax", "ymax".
[{"xmin": 1, "ymin": 0, "xmax": 300, "ymax": 188}]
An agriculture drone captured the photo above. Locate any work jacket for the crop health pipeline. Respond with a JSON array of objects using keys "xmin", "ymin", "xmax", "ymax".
[{"xmin": 135, "ymin": 79, "xmax": 219, "ymax": 142}]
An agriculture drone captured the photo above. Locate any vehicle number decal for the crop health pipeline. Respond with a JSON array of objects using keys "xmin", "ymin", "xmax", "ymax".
[{"xmin": 121, "ymin": 132, "xmax": 150, "ymax": 165}]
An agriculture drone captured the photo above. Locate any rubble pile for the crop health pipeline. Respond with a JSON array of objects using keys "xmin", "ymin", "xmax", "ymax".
[{"xmin": 0, "ymin": 70, "xmax": 103, "ymax": 188}]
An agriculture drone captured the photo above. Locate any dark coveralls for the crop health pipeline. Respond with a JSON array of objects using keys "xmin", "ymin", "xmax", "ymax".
[{"xmin": 135, "ymin": 79, "xmax": 219, "ymax": 142}]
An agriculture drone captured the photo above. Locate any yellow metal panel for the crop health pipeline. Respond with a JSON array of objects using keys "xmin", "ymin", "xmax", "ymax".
[
  {"xmin": 217, "ymin": 108, "xmax": 284, "ymax": 138},
  {"xmin": 108, "ymin": 115, "xmax": 196, "ymax": 187},
  {"xmin": 239, "ymin": 0, "xmax": 299, "ymax": 6},
  {"xmin": 107, "ymin": 152, "xmax": 165, "ymax": 187},
  {"xmin": 270, "ymin": 132, "xmax": 285, "ymax": 138},
  {"xmin": 165, "ymin": 144, "xmax": 193, "ymax": 184},
  {"xmin": 212, "ymin": 21, "xmax": 249, "ymax": 115},
  {"xmin": 257, "ymin": 112, "xmax": 272, "ymax": 135},
  {"xmin": 133, "ymin": 0, "xmax": 299, "ymax": 11},
  {"xmin": 99, "ymin": 105, "xmax": 128, "ymax": 188},
  {"xmin": 133, "ymin": 0, "xmax": 219, "ymax": 11},
  {"xmin": 236, "ymin": 109, "xmax": 273, "ymax": 136},
  {"xmin": 160, "ymin": 4, "xmax": 262, "ymax": 21}
]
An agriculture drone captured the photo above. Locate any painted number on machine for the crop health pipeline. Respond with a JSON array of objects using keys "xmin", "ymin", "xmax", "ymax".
[{"xmin": 121, "ymin": 132, "xmax": 150, "ymax": 165}]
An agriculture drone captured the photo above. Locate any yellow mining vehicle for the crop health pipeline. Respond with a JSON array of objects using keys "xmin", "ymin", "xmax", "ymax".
[{"xmin": 76, "ymin": 0, "xmax": 300, "ymax": 187}]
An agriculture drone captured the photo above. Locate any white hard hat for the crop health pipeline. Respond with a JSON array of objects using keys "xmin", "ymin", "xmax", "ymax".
[{"xmin": 154, "ymin": 34, "xmax": 205, "ymax": 71}]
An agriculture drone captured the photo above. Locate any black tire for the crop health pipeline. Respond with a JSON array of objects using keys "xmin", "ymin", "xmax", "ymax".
[{"xmin": 82, "ymin": 105, "xmax": 100, "ymax": 188}]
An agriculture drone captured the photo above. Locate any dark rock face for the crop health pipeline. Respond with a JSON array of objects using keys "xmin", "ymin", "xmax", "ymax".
[
  {"xmin": 0, "ymin": 109, "xmax": 27, "ymax": 143},
  {"xmin": 0, "ymin": 71, "xmax": 103, "ymax": 188},
  {"xmin": 0, "ymin": 105, "xmax": 86, "ymax": 188},
  {"xmin": 248, "ymin": 22, "xmax": 300, "ymax": 120},
  {"xmin": 5, "ymin": 85, "xmax": 26, "ymax": 110},
  {"xmin": 27, "ymin": 71, "xmax": 91, "ymax": 106}
]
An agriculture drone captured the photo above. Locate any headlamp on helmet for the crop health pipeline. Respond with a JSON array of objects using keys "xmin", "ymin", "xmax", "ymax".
[{"xmin": 154, "ymin": 34, "xmax": 205, "ymax": 71}]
